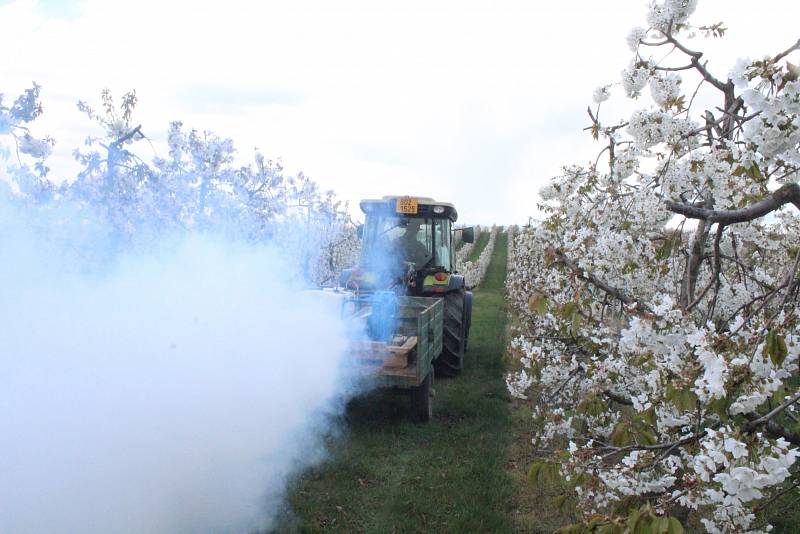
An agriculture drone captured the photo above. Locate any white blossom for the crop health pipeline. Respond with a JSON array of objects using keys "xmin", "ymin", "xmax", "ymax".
[
  {"xmin": 621, "ymin": 61, "xmax": 650, "ymax": 98},
  {"xmin": 626, "ymin": 27, "xmax": 647, "ymax": 52},
  {"xmin": 649, "ymin": 72, "xmax": 682, "ymax": 107},
  {"xmin": 729, "ymin": 57, "xmax": 753, "ymax": 89},
  {"xmin": 592, "ymin": 85, "xmax": 611, "ymax": 104}
]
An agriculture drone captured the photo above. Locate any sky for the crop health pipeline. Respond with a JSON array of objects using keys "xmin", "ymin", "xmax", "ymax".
[{"xmin": 1, "ymin": 0, "xmax": 798, "ymax": 225}]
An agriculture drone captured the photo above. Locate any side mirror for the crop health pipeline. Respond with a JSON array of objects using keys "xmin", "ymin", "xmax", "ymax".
[
  {"xmin": 461, "ymin": 227, "xmax": 474, "ymax": 244},
  {"xmin": 356, "ymin": 224, "xmax": 364, "ymax": 239}
]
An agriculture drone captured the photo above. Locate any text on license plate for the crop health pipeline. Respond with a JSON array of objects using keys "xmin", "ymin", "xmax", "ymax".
[{"xmin": 396, "ymin": 197, "xmax": 418, "ymax": 214}]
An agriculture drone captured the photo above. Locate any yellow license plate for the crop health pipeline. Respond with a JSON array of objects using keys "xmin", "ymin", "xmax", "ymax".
[{"xmin": 396, "ymin": 196, "xmax": 418, "ymax": 214}]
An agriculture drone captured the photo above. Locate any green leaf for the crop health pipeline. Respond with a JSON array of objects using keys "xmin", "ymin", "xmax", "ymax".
[
  {"xmin": 708, "ymin": 396, "xmax": 733, "ymax": 421},
  {"xmin": 764, "ymin": 329, "xmax": 788, "ymax": 366},
  {"xmin": 528, "ymin": 462, "xmax": 561, "ymax": 483},
  {"xmin": 610, "ymin": 422, "xmax": 633, "ymax": 446},
  {"xmin": 640, "ymin": 407, "xmax": 657, "ymax": 427},
  {"xmin": 636, "ymin": 519, "xmax": 653, "ymax": 534},
  {"xmin": 638, "ymin": 429, "xmax": 658, "ymax": 446},
  {"xmin": 772, "ymin": 386, "xmax": 789, "ymax": 406},
  {"xmin": 528, "ymin": 462, "xmax": 541, "ymax": 481},
  {"xmin": 578, "ymin": 396, "xmax": 606, "ymax": 417},
  {"xmin": 571, "ymin": 310, "xmax": 582, "ymax": 333},
  {"xmin": 748, "ymin": 163, "xmax": 764, "ymax": 181},
  {"xmin": 558, "ymin": 301, "xmax": 582, "ymax": 334},
  {"xmin": 667, "ymin": 517, "xmax": 684, "ymax": 534},
  {"xmin": 550, "ymin": 494, "xmax": 568, "ymax": 510},
  {"xmin": 536, "ymin": 295, "xmax": 549, "ymax": 315},
  {"xmin": 778, "ymin": 334, "xmax": 789, "ymax": 365},
  {"xmin": 655, "ymin": 237, "xmax": 674, "ymax": 260},
  {"xmin": 548, "ymin": 462, "xmax": 561, "ymax": 481},
  {"xmin": 627, "ymin": 509, "xmax": 642, "ymax": 532},
  {"xmin": 529, "ymin": 293, "xmax": 549, "ymax": 315},
  {"xmin": 666, "ymin": 384, "xmax": 699, "ymax": 412},
  {"xmin": 733, "ymin": 162, "xmax": 766, "ymax": 181}
]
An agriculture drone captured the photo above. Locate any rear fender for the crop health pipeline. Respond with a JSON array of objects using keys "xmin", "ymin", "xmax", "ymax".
[
  {"xmin": 421, "ymin": 272, "xmax": 465, "ymax": 295},
  {"xmin": 446, "ymin": 274, "xmax": 466, "ymax": 292}
]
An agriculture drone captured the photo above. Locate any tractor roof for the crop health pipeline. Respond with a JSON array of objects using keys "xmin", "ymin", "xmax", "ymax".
[{"xmin": 359, "ymin": 196, "xmax": 458, "ymax": 221}]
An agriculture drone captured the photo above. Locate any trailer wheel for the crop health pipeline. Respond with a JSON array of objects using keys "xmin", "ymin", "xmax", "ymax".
[
  {"xmin": 435, "ymin": 288, "xmax": 466, "ymax": 377},
  {"xmin": 410, "ymin": 371, "xmax": 433, "ymax": 422}
]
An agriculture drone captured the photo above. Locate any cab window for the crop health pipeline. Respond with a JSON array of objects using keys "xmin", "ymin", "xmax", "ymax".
[{"xmin": 434, "ymin": 219, "xmax": 452, "ymax": 270}]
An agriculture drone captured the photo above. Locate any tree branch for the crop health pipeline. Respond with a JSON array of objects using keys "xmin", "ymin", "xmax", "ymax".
[
  {"xmin": 603, "ymin": 390, "xmax": 634, "ymax": 406},
  {"xmin": 111, "ymin": 125, "xmax": 143, "ymax": 149},
  {"xmin": 685, "ymin": 224, "xmax": 724, "ymax": 312},
  {"xmin": 548, "ymin": 365, "xmax": 585, "ymax": 401},
  {"xmin": 682, "ymin": 199, "xmax": 711, "ymax": 306},
  {"xmin": 598, "ymin": 429, "xmax": 706, "ymax": 455},
  {"xmin": 705, "ymin": 225, "xmax": 725, "ymax": 320},
  {"xmin": 666, "ymin": 183, "xmax": 800, "ymax": 224},
  {"xmin": 553, "ymin": 249, "xmax": 653, "ymax": 314},
  {"xmin": 773, "ymin": 38, "xmax": 800, "ymax": 64},
  {"xmin": 743, "ymin": 392, "xmax": 800, "ymax": 435},
  {"xmin": 664, "ymin": 34, "xmax": 730, "ymax": 92},
  {"xmin": 742, "ymin": 393, "xmax": 800, "ymax": 445},
  {"xmin": 653, "ymin": 64, "xmax": 695, "ymax": 72},
  {"xmin": 753, "ymin": 478, "xmax": 800, "ymax": 514},
  {"xmin": 763, "ymin": 420, "xmax": 800, "ymax": 446}
]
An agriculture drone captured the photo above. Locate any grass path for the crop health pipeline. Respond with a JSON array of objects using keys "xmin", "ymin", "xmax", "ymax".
[
  {"xmin": 277, "ymin": 233, "xmax": 512, "ymax": 533},
  {"xmin": 465, "ymin": 230, "xmax": 490, "ymax": 263}
]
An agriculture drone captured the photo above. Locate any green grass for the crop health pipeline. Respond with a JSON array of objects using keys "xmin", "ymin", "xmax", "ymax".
[
  {"xmin": 507, "ymin": 399, "xmax": 575, "ymax": 533},
  {"xmin": 275, "ymin": 233, "xmax": 512, "ymax": 533}
]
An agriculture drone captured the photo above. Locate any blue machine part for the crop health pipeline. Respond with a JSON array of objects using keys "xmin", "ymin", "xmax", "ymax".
[{"xmin": 360, "ymin": 291, "xmax": 398, "ymax": 342}]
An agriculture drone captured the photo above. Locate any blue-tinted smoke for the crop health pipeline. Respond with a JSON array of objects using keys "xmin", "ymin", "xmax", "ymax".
[{"xmin": 0, "ymin": 193, "xmax": 364, "ymax": 533}]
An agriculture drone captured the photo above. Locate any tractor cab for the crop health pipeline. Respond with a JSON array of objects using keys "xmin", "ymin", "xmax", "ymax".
[{"xmin": 344, "ymin": 196, "xmax": 472, "ymax": 294}]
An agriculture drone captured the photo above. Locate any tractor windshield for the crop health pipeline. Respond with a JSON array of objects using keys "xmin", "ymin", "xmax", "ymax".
[{"xmin": 362, "ymin": 215, "xmax": 436, "ymax": 271}]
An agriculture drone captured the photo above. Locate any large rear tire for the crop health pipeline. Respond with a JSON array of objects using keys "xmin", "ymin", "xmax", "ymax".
[
  {"xmin": 464, "ymin": 291, "xmax": 473, "ymax": 352},
  {"xmin": 435, "ymin": 288, "xmax": 466, "ymax": 377},
  {"xmin": 410, "ymin": 371, "xmax": 433, "ymax": 422}
]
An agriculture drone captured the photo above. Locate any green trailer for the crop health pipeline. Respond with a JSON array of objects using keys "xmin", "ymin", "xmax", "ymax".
[{"xmin": 351, "ymin": 296, "xmax": 443, "ymax": 421}]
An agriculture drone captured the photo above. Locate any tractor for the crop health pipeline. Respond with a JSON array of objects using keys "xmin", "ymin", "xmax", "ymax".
[{"xmin": 339, "ymin": 196, "xmax": 474, "ymax": 379}]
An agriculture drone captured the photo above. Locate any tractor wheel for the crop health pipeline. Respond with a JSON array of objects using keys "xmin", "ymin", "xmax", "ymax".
[
  {"xmin": 410, "ymin": 371, "xmax": 433, "ymax": 422},
  {"xmin": 464, "ymin": 290, "xmax": 473, "ymax": 352},
  {"xmin": 435, "ymin": 288, "xmax": 466, "ymax": 378}
]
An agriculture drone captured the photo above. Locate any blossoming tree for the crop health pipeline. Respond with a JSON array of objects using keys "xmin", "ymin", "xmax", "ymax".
[
  {"xmin": 0, "ymin": 86, "xmax": 360, "ymax": 284},
  {"xmin": 506, "ymin": 1, "xmax": 800, "ymax": 531},
  {"xmin": 462, "ymin": 225, "xmax": 498, "ymax": 289}
]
